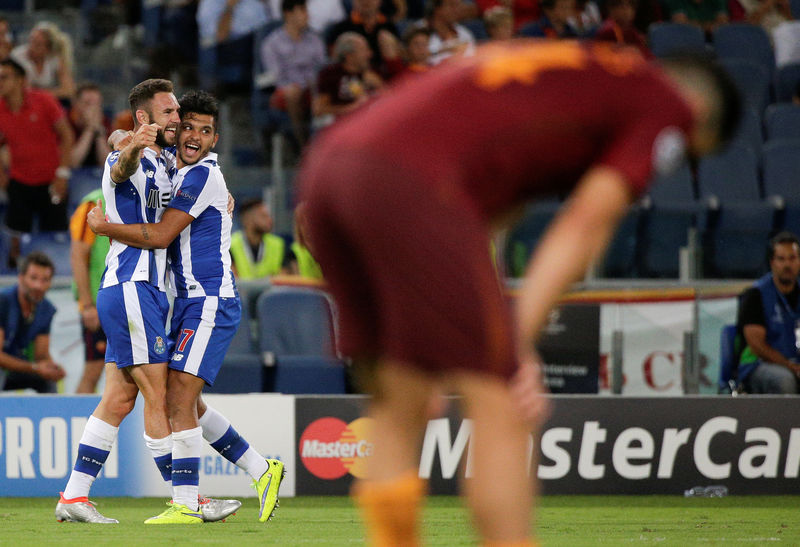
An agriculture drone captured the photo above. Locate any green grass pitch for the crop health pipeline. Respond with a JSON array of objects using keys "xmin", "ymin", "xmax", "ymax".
[{"xmin": 3, "ymin": 496, "xmax": 800, "ymax": 545}]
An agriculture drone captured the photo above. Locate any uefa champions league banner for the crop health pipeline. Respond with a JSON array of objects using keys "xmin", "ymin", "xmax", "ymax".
[
  {"xmin": 0, "ymin": 394, "xmax": 296, "ymax": 498},
  {"xmin": 295, "ymin": 395, "xmax": 800, "ymax": 496}
]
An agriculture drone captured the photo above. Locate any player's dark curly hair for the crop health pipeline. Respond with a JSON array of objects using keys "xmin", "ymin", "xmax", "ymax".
[
  {"xmin": 661, "ymin": 53, "xmax": 742, "ymax": 148},
  {"xmin": 179, "ymin": 90, "xmax": 219, "ymax": 129}
]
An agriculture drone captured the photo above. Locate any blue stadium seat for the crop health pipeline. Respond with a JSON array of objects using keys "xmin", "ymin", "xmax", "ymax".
[
  {"xmin": 601, "ymin": 207, "xmax": 641, "ymax": 278},
  {"xmin": 718, "ymin": 324, "xmax": 740, "ymax": 393},
  {"xmin": 762, "ymin": 139, "xmax": 800, "ymax": 233},
  {"xmin": 504, "ymin": 199, "xmax": 561, "ymax": 277},
  {"xmin": 697, "ymin": 145, "xmax": 761, "ymax": 204},
  {"xmin": 729, "ymin": 108, "xmax": 763, "ymax": 157},
  {"xmin": 793, "ymin": 0, "xmax": 800, "ymax": 17},
  {"xmin": 762, "ymin": 139, "xmax": 800, "ymax": 202},
  {"xmin": 256, "ymin": 287, "xmax": 347, "ymax": 394},
  {"xmin": 271, "ymin": 356, "xmax": 347, "ymax": 395},
  {"xmin": 764, "ymin": 103, "xmax": 800, "ymax": 141},
  {"xmin": 639, "ymin": 163, "xmax": 704, "ymax": 278},
  {"xmin": 647, "ymin": 162, "xmax": 696, "ymax": 205},
  {"xmin": 647, "ymin": 23, "xmax": 706, "ymax": 57},
  {"xmin": 775, "ymin": 62, "xmax": 800, "ymax": 102},
  {"xmin": 639, "ymin": 204, "xmax": 702, "ymax": 278},
  {"xmin": 720, "ymin": 59, "xmax": 771, "ymax": 113},
  {"xmin": 704, "ymin": 203, "xmax": 776, "ymax": 278},
  {"xmin": 208, "ymin": 298, "xmax": 266, "ymax": 393},
  {"xmin": 19, "ymin": 232, "xmax": 72, "ymax": 276},
  {"xmin": 713, "ymin": 23, "xmax": 775, "ymax": 77}
]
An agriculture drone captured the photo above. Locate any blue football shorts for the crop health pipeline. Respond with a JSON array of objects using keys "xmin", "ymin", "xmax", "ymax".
[
  {"xmin": 168, "ymin": 295, "xmax": 241, "ymax": 386},
  {"xmin": 97, "ymin": 281, "xmax": 172, "ymax": 368}
]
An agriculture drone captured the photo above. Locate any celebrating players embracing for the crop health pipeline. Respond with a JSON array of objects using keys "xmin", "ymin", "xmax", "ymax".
[{"xmin": 87, "ymin": 90, "xmax": 285, "ymax": 524}]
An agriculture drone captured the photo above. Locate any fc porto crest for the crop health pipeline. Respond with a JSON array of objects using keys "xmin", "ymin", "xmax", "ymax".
[{"xmin": 154, "ymin": 336, "xmax": 166, "ymax": 355}]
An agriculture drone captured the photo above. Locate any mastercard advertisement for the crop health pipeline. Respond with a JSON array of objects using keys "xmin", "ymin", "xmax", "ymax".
[{"xmin": 295, "ymin": 397, "xmax": 368, "ymax": 495}]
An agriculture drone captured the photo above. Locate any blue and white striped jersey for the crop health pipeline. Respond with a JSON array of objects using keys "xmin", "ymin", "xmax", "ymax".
[
  {"xmin": 99, "ymin": 147, "xmax": 174, "ymax": 291},
  {"xmin": 166, "ymin": 152, "xmax": 236, "ymax": 298}
]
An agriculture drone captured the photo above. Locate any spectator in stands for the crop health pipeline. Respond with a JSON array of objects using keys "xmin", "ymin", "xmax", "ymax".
[
  {"xmin": 230, "ymin": 198, "xmax": 290, "ymax": 279},
  {"xmin": 326, "ymin": 0, "xmax": 403, "ymax": 78},
  {"xmin": 665, "ymin": 0, "xmax": 729, "ymax": 36},
  {"xmin": 10, "ymin": 22, "xmax": 76, "ymax": 102},
  {"xmin": 427, "ymin": 0, "xmax": 477, "ymax": 64},
  {"xmin": 268, "ymin": 0, "xmax": 348, "ymax": 33},
  {"xmin": 313, "ymin": 32, "xmax": 383, "ymax": 125},
  {"xmin": 196, "ymin": 0, "xmax": 271, "ymax": 94},
  {"xmin": 739, "ymin": 0, "xmax": 794, "ymax": 32},
  {"xmin": 384, "ymin": 0, "xmax": 410, "ymax": 21},
  {"xmin": 197, "ymin": 0, "xmax": 271, "ymax": 47},
  {"xmin": 401, "ymin": 25, "xmax": 433, "ymax": 72},
  {"xmin": 476, "ymin": 0, "xmax": 539, "ymax": 31},
  {"xmin": 594, "ymin": 0, "xmax": 651, "ymax": 56},
  {"xmin": 260, "ymin": 0, "xmax": 327, "ymax": 147},
  {"xmin": 66, "ymin": 130, "xmax": 130, "ymax": 394},
  {"xmin": 288, "ymin": 201, "xmax": 323, "ymax": 279},
  {"xmin": 569, "ymin": 0, "xmax": 603, "ymax": 35},
  {"xmin": 736, "ymin": 231, "xmax": 800, "ymax": 394},
  {"xmin": 794, "ymin": 81, "xmax": 800, "ymax": 104},
  {"xmin": 0, "ymin": 251, "xmax": 66, "ymax": 393},
  {"xmin": 0, "ymin": 59, "xmax": 74, "ymax": 270},
  {"xmin": 484, "ymin": 6, "xmax": 515, "ymax": 39},
  {"xmin": 520, "ymin": 0, "xmax": 580, "ymax": 38},
  {"xmin": 0, "ymin": 16, "xmax": 13, "ymax": 62},
  {"xmin": 68, "ymin": 82, "xmax": 111, "ymax": 168}
]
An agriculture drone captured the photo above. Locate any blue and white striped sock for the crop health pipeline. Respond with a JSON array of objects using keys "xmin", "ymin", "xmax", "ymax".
[
  {"xmin": 144, "ymin": 433, "xmax": 172, "ymax": 493},
  {"xmin": 171, "ymin": 427, "xmax": 202, "ymax": 511},
  {"xmin": 199, "ymin": 405, "xmax": 268, "ymax": 480},
  {"xmin": 63, "ymin": 416, "xmax": 118, "ymax": 499}
]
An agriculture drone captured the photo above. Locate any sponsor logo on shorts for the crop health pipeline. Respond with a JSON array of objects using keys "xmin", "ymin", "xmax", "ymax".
[
  {"xmin": 171, "ymin": 353, "xmax": 184, "ymax": 362},
  {"xmin": 154, "ymin": 336, "xmax": 166, "ymax": 355},
  {"xmin": 299, "ymin": 417, "xmax": 374, "ymax": 480}
]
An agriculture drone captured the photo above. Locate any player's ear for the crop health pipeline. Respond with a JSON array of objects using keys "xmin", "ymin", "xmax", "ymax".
[
  {"xmin": 135, "ymin": 109, "xmax": 150, "ymax": 126},
  {"xmin": 211, "ymin": 133, "xmax": 219, "ymax": 149}
]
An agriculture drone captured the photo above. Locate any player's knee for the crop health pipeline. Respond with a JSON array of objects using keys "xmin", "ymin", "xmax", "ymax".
[{"xmin": 106, "ymin": 396, "xmax": 136, "ymax": 421}]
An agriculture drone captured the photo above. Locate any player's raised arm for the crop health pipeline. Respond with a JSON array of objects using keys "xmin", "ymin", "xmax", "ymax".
[
  {"xmin": 87, "ymin": 205, "xmax": 193, "ymax": 249},
  {"xmin": 110, "ymin": 123, "xmax": 158, "ymax": 183},
  {"xmin": 514, "ymin": 166, "xmax": 634, "ymax": 361}
]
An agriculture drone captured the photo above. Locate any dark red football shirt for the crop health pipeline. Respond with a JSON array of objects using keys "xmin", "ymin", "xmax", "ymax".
[{"xmin": 304, "ymin": 41, "xmax": 694, "ymax": 223}]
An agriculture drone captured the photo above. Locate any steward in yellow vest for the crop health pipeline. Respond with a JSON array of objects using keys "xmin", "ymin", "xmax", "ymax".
[{"xmin": 230, "ymin": 230, "xmax": 286, "ymax": 279}]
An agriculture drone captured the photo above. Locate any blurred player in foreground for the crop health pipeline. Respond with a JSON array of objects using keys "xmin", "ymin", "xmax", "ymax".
[
  {"xmin": 298, "ymin": 41, "xmax": 740, "ymax": 546},
  {"xmin": 87, "ymin": 91, "xmax": 285, "ymax": 524}
]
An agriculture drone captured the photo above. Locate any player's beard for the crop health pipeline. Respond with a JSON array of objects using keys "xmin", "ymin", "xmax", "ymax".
[{"xmin": 156, "ymin": 128, "xmax": 173, "ymax": 148}]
